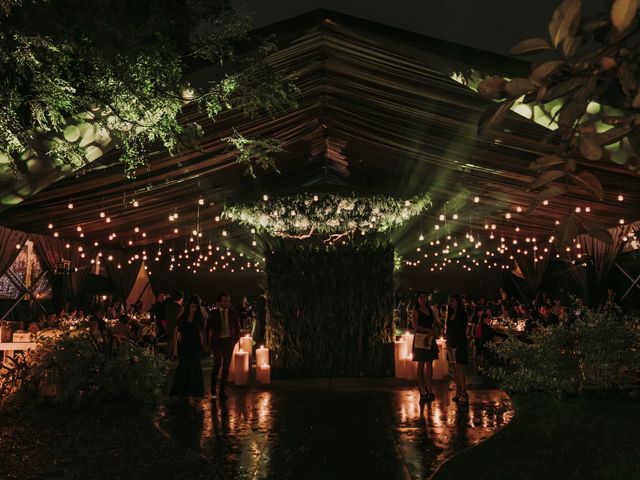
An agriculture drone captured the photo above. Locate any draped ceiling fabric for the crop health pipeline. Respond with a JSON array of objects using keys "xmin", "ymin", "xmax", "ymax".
[
  {"xmin": 571, "ymin": 223, "xmax": 640, "ymax": 289},
  {"xmin": 0, "ymin": 11, "xmax": 638, "ymax": 268},
  {"xmin": 104, "ymin": 251, "xmax": 143, "ymax": 302},
  {"xmin": 0, "ymin": 226, "xmax": 28, "ymax": 278},
  {"xmin": 32, "ymin": 234, "xmax": 97, "ymax": 296},
  {"xmin": 514, "ymin": 247, "xmax": 551, "ymax": 296}
]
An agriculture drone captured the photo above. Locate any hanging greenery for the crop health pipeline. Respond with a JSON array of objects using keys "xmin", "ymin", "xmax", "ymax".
[
  {"xmin": 265, "ymin": 241, "xmax": 395, "ymax": 377},
  {"xmin": 223, "ymin": 192, "xmax": 431, "ymax": 240},
  {"xmin": 0, "ymin": 0, "xmax": 297, "ymax": 196}
]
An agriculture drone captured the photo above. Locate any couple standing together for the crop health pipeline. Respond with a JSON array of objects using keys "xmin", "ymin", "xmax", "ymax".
[
  {"xmin": 411, "ymin": 291, "xmax": 468, "ymax": 405},
  {"xmin": 169, "ymin": 292, "xmax": 241, "ymax": 404}
]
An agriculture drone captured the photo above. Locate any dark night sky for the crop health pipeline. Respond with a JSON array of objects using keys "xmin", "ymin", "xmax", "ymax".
[{"xmin": 234, "ymin": 0, "xmax": 605, "ymax": 56}]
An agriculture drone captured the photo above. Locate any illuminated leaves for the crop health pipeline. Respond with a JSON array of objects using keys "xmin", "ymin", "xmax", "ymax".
[
  {"xmin": 509, "ymin": 38, "xmax": 553, "ymax": 55},
  {"xmin": 548, "ymin": 0, "xmax": 582, "ymax": 48},
  {"xmin": 611, "ymin": 0, "xmax": 638, "ymax": 32}
]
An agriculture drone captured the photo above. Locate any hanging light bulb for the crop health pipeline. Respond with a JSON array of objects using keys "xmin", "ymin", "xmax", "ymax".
[
  {"xmin": 67, "ymin": 202, "xmax": 74, "ymax": 209},
  {"xmin": 48, "ymin": 223, "xmax": 53, "ymax": 229},
  {"xmin": 452, "ymin": 213, "xmax": 459, "ymax": 220},
  {"xmin": 473, "ymin": 196, "xmax": 480, "ymax": 203},
  {"xmin": 132, "ymin": 200, "xmax": 139, "ymax": 207},
  {"xmin": 618, "ymin": 194, "xmax": 624, "ymax": 202},
  {"xmin": 100, "ymin": 211, "xmax": 105, "ymax": 218},
  {"xmin": 419, "ymin": 234, "xmax": 424, "ymax": 241}
]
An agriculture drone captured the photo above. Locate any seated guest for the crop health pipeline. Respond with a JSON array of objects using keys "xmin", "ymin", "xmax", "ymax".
[
  {"xmin": 538, "ymin": 305, "xmax": 558, "ymax": 326},
  {"xmin": 45, "ymin": 312, "xmax": 59, "ymax": 329},
  {"xmin": 111, "ymin": 314, "xmax": 131, "ymax": 340}
]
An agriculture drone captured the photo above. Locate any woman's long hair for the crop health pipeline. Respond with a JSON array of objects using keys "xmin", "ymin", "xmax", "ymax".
[
  {"xmin": 179, "ymin": 295, "xmax": 205, "ymax": 324},
  {"xmin": 447, "ymin": 294, "xmax": 466, "ymax": 323}
]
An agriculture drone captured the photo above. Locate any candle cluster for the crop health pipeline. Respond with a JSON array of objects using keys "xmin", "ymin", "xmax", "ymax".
[{"xmin": 228, "ymin": 334, "xmax": 270, "ymax": 385}]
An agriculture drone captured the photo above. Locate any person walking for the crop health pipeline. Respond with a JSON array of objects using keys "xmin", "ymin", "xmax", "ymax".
[
  {"xmin": 170, "ymin": 295, "xmax": 205, "ymax": 407},
  {"xmin": 446, "ymin": 293, "xmax": 470, "ymax": 406},
  {"xmin": 207, "ymin": 292, "xmax": 241, "ymax": 400},
  {"xmin": 410, "ymin": 291, "xmax": 440, "ymax": 403}
]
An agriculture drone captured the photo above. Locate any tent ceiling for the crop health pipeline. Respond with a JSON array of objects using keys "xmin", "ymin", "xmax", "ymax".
[{"xmin": 0, "ymin": 10, "xmax": 638, "ymax": 260}]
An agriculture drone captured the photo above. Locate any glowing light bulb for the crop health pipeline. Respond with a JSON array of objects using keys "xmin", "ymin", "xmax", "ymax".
[
  {"xmin": 439, "ymin": 214, "xmax": 445, "ymax": 221},
  {"xmin": 618, "ymin": 194, "xmax": 624, "ymax": 202},
  {"xmin": 419, "ymin": 234, "xmax": 424, "ymax": 241},
  {"xmin": 473, "ymin": 196, "xmax": 480, "ymax": 203},
  {"xmin": 48, "ymin": 223, "xmax": 53, "ymax": 229},
  {"xmin": 543, "ymin": 200, "xmax": 549, "ymax": 205},
  {"xmin": 133, "ymin": 200, "xmax": 139, "ymax": 207},
  {"xmin": 263, "ymin": 195, "xmax": 269, "ymax": 201},
  {"xmin": 100, "ymin": 211, "xmax": 105, "ymax": 218},
  {"xmin": 198, "ymin": 198, "xmax": 204, "ymax": 206},
  {"xmin": 575, "ymin": 207, "xmax": 581, "ymax": 213},
  {"xmin": 452, "ymin": 213, "xmax": 459, "ymax": 220}
]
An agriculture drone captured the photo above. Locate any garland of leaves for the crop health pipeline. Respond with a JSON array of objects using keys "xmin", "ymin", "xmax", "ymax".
[
  {"xmin": 265, "ymin": 241, "xmax": 395, "ymax": 377},
  {"xmin": 223, "ymin": 192, "xmax": 431, "ymax": 239}
]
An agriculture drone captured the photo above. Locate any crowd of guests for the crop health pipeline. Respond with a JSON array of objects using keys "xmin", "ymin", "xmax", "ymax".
[{"xmin": 406, "ymin": 286, "xmax": 622, "ymax": 406}]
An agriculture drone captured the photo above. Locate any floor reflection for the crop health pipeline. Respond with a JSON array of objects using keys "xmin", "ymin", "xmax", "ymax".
[{"xmin": 155, "ymin": 382, "xmax": 513, "ymax": 479}]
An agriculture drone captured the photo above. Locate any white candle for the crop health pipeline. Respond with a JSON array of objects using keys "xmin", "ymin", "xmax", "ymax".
[
  {"xmin": 239, "ymin": 335, "xmax": 253, "ymax": 357},
  {"xmin": 394, "ymin": 339, "xmax": 407, "ymax": 378},
  {"xmin": 404, "ymin": 353, "xmax": 417, "ymax": 380},
  {"xmin": 228, "ymin": 342, "xmax": 239, "ymax": 383},
  {"xmin": 435, "ymin": 337, "xmax": 448, "ymax": 379},
  {"xmin": 234, "ymin": 350, "xmax": 249, "ymax": 385},
  {"xmin": 258, "ymin": 364, "xmax": 271, "ymax": 384},
  {"xmin": 401, "ymin": 332, "xmax": 414, "ymax": 358},
  {"xmin": 256, "ymin": 346, "xmax": 269, "ymax": 367}
]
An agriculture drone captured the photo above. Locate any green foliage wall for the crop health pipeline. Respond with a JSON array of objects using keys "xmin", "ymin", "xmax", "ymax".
[{"xmin": 265, "ymin": 241, "xmax": 395, "ymax": 377}]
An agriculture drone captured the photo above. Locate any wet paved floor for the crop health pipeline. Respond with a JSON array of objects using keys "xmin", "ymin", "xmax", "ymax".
[{"xmin": 156, "ymin": 371, "xmax": 513, "ymax": 480}]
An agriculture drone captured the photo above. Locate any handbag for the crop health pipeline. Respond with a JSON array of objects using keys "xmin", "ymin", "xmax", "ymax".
[{"xmin": 414, "ymin": 332, "xmax": 434, "ymax": 350}]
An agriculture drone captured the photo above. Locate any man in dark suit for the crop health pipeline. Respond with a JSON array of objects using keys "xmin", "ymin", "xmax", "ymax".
[{"xmin": 207, "ymin": 292, "xmax": 240, "ymax": 400}]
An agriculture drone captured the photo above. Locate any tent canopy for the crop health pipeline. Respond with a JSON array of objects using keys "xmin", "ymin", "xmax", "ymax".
[{"xmin": 0, "ymin": 10, "xmax": 638, "ymax": 266}]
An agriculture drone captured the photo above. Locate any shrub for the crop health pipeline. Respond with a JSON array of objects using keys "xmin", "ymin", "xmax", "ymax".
[
  {"xmin": 0, "ymin": 332, "xmax": 168, "ymax": 411},
  {"xmin": 486, "ymin": 306, "xmax": 640, "ymax": 396}
]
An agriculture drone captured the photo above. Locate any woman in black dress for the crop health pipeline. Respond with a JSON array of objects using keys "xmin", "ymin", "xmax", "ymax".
[
  {"xmin": 411, "ymin": 291, "xmax": 440, "ymax": 402},
  {"xmin": 446, "ymin": 294, "xmax": 470, "ymax": 405},
  {"xmin": 170, "ymin": 295, "xmax": 205, "ymax": 406}
]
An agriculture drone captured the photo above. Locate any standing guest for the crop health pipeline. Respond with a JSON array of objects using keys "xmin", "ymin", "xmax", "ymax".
[
  {"xmin": 151, "ymin": 293, "xmax": 167, "ymax": 339},
  {"xmin": 238, "ymin": 296, "xmax": 253, "ymax": 332},
  {"xmin": 207, "ymin": 292, "xmax": 241, "ymax": 400},
  {"xmin": 446, "ymin": 294, "xmax": 470, "ymax": 406},
  {"xmin": 410, "ymin": 291, "xmax": 440, "ymax": 402},
  {"xmin": 165, "ymin": 291, "xmax": 184, "ymax": 358},
  {"xmin": 252, "ymin": 288, "xmax": 267, "ymax": 346},
  {"xmin": 170, "ymin": 296, "xmax": 205, "ymax": 407}
]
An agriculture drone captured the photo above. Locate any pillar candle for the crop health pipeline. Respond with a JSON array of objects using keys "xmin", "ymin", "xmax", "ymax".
[
  {"xmin": 404, "ymin": 353, "xmax": 417, "ymax": 380},
  {"xmin": 239, "ymin": 335, "xmax": 253, "ymax": 358},
  {"xmin": 234, "ymin": 351, "xmax": 249, "ymax": 385},
  {"xmin": 394, "ymin": 339, "xmax": 407, "ymax": 378},
  {"xmin": 401, "ymin": 332, "xmax": 414, "ymax": 358},
  {"xmin": 256, "ymin": 346, "xmax": 269, "ymax": 367},
  {"xmin": 258, "ymin": 364, "xmax": 271, "ymax": 384},
  {"xmin": 228, "ymin": 342, "xmax": 240, "ymax": 383}
]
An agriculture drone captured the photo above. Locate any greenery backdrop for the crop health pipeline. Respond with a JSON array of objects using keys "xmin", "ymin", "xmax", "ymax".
[{"xmin": 265, "ymin": 241, "xmax": 395, "ymax": 377}]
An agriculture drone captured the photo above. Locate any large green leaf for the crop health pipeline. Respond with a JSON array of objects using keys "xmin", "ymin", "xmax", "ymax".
[
  {"xmin": 505, "ymin": 78, "xmax": 536, "ymax": 97},
  {"xmin": 477, "ymin": 76, "xmax": 507, "ymax": 99},
  {"xmin": 527, "ymin": 185, "xmax": 567, "ymax": 213},
  {"xmin": 478, "ymin": 98, "xmax": 516, "ymax": 136},
  {"xmin": 611, "ymin": 0, "xmax": 638, "ymax": 31},
  {"xmin": 529, "ymin": 154, "xmax": 566, "ymax": 170},
  {"xmin": 530, "ymin": 60, "xmax": 564, "ymax": 85},
  {"xmin": 578, "ymin": 135, "xmax": 602, "ymax": 160},
  {"xmin": 510, "ymin": 38, "xmax": 553, "ymax": 55},
  {"xmin": 530, "ymin": 169, "xmax": 565, "ymax": 190},
  {"xmin": 554, "ymin": 213, "xmax": 582, "ymax": 246},
  {"xmin": 569, "ymin": 171, "xmax": 605, "ymax": 200},
  {"xmin": 549, "ymin": 0, "xmax": 582, "ymax": 48}
]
